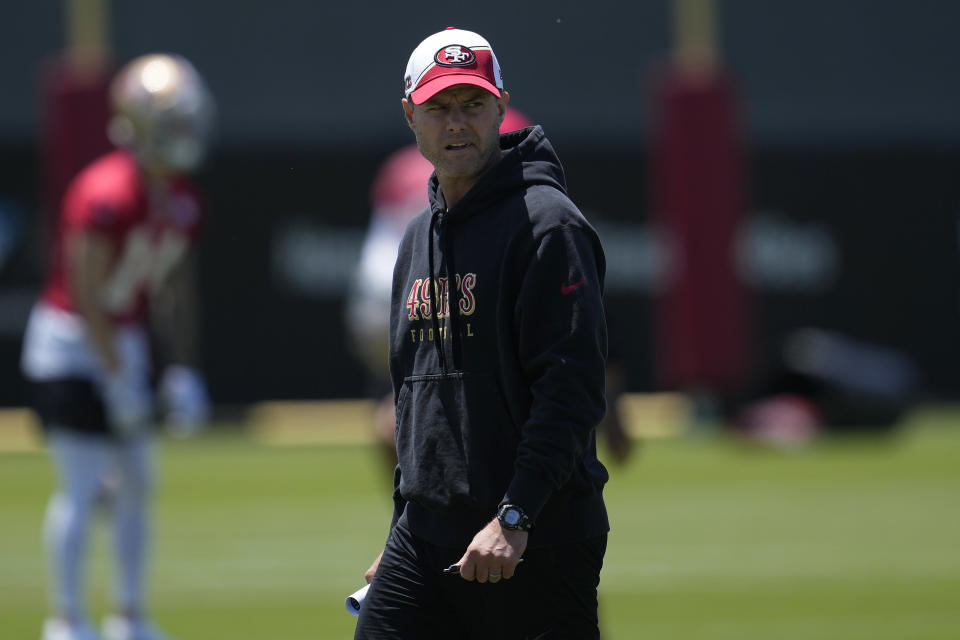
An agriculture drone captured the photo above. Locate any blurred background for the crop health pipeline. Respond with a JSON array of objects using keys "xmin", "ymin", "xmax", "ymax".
[
  {"xmin": 1, "ymin": 1, "xmax": 959, "ymax": 639},
  {"xmin": 0, "ymin": 0, "xmax": 958, "ymax": 412}
]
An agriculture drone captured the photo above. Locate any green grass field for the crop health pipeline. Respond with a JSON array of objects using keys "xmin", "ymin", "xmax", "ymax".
[{"xmin": 2, "ymin": 407, "xmax": 959, "ymax": 639}]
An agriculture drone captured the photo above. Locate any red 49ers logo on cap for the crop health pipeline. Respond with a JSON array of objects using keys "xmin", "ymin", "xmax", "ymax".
[{"xmin": 435, "ymin": 45, "xmax": 476, "ymax": 67}]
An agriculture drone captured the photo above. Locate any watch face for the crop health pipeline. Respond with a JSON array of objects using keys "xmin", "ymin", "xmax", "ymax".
[{"xmin": 504, "ymin": 509, "xmax": 520, "ymax": 526}]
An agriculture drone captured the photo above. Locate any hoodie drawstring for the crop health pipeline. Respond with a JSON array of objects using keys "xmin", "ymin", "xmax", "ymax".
[
  {"xmin": 427, "ymin": 211, "xmax": 448, "ymax": 373},
  {"xmin": 427, "ymin": 210, "xmax": 463, "ymax": 374},
  {"xmin": 444, "ymin": 222, "xmax": 463, "ymax": 371}
]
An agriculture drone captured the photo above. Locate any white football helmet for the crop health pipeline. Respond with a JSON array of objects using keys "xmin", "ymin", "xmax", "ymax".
[{"xmin": 109, "ymin": 53, "xmax": 215, "ymax": 174}]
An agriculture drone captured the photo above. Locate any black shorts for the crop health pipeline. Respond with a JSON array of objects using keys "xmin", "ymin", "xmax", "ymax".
[
  {"xmin": 355, "ymin": 519, "xmax": 607, "ymax": 640},
  {"xmin": 30, "ymin": 378, "xmax": 114, "ymax": 438}
]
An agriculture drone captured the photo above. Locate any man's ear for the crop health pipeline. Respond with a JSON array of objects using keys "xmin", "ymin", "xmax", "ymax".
[
  {"xmin": 402, "ymin": 98, "xmax": 415, "ymax": 130},
  {"xmin": 497, "ymin": 91, "xmax": 510, "ymax": 125}
]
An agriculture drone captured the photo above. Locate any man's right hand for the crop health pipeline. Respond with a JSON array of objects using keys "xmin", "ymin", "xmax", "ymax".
[{"xmin": 365, "ymin": 550, "xmax": 384, "ymax": 584}]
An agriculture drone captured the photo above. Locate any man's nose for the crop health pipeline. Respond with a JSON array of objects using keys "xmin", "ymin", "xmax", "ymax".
[{"xmin": 445, "ymin": 106, "xmax": 466, "ymax": 129}]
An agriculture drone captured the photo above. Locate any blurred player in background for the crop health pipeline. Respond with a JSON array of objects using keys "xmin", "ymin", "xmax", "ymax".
[
  {"xmin": 20, "ymin": 53, "xmax": 214, "ymax": 640},
  {"xmin": 346, "ymin": 107, "xmax": 534, "ymax": 473}
]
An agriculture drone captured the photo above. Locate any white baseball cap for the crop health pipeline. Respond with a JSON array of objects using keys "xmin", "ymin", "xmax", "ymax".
[{"xmin": 403, "ymin": 27, "xmax": 503, "ymax": 105}]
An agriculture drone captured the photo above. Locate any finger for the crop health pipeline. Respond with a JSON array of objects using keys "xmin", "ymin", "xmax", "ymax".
[
  {"xmin": 475, "ymin": 565, "xmax": 489, "ymax": 584},
  {"xmin": 488, "ymin": 568, "xmax": 503, "ymax": 584},
  {"xmin": 502, "ymin": 557, "xmax": 523, "ymax": 580},
  {"xmin": 459, "ymin": 558, "xmax": 476, "ymax": 582}
]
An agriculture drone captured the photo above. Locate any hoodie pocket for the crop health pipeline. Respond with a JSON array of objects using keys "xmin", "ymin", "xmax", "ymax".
[{"xmin": 395, "ymin": 372, "xmax": 519, "ymax": 511}]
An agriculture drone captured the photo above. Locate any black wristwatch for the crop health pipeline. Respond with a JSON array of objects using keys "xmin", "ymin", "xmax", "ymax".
[{"xmin": 497, "ymin": 504, "xmax": 533, "ymax": 532}]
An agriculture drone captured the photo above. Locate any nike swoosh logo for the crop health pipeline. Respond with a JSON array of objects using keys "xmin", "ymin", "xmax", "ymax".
[{"xmin": 561, "ymin": 278, "xmax": 587, "ymax": 295}]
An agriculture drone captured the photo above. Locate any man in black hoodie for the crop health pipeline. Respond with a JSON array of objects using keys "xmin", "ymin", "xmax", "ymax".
[{"xmin": 355, "ymin": 27, "xmax": 610, "ymax": 640}]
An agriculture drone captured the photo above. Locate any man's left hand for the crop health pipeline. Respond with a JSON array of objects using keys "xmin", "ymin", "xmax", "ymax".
[{"xmin": 455, "ymin": 517, "xmax": 528, "ymax": 583}]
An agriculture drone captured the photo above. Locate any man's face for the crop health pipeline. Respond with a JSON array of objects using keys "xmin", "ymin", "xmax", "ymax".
[{"xmin": 403, "ymin": 85, "xmax": 508, "ymax": 186}]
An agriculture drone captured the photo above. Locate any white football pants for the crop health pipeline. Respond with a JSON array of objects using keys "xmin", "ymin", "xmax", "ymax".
[{"xmin": 44, "ymin": 430, "xmax": 155, "ymax": 621}]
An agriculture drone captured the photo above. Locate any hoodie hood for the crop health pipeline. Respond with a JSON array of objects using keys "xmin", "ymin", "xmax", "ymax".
[{"xmin": 427, "ymin": 125, "xmax": 568, "ymax": 221}]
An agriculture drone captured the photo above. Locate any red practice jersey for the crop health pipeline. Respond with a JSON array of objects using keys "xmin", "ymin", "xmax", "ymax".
[{"xmin": 42, "ymin": 150, "xmax": 204, "ymax": 325}]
